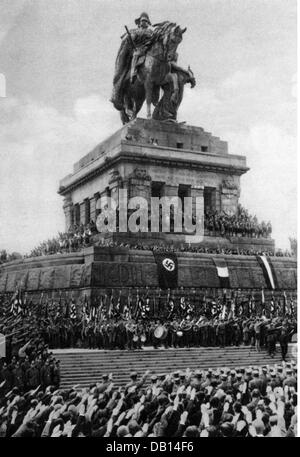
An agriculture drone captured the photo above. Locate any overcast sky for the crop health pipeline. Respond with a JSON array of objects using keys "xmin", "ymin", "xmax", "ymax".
[{"xmin": 0, "ymin": 0, "xmax": 297, "ymax": 254}]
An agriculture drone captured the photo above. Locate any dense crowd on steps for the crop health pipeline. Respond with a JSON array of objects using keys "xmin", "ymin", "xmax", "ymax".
[{"xmin": 0, "ymin": 361, "xmax": 297, "ymax": 437}]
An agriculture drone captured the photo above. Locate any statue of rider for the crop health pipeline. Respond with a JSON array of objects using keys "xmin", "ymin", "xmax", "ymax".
[
  {"xmin": 129, "ymin": 12, "xmax": 153, "ymax": 84},
  {"xmin": 111, "ymin": 12, "xmax": 153, "ymax": 110}
]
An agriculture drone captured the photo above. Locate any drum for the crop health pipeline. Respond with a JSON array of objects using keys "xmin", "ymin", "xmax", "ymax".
[
  {"xmin": 154, "ymin": 325, "xmax": 168, "ymax": 340},
  {"xmin": 133, "ymin": 334, "xmax": 139, "ymax": 342},
  {"xmin": 141, "ymin": 334, "xmax": 146, "ymax": 343},
  {"xmin": 176, "ymin": 330, "xmax": 183, "ymax": 338}
]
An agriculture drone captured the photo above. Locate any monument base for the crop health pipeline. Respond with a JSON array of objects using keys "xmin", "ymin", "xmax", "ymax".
[{"xmin": 0, "ymin": 246, "xmax": 296, "ymax": 301}]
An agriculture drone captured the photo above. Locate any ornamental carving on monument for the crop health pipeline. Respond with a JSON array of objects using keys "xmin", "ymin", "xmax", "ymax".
[
  {"xmin": 221, "ymin": 177, "xmax": 240, "ymax": 198},
  {"xmin": 108, "ymin": 168, "xmax": 121, "ymax": 184},
  {"xmin": 130, "ymin": 167, "xmax": 152, "ymax": 182}
]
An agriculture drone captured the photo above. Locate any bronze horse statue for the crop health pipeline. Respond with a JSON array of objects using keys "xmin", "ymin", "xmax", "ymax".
[{"xmin": 111, "ymin": 22, "xmax": 187, "ymax": 124}]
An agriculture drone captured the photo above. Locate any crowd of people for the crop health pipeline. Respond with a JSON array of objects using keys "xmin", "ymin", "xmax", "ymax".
[
  {"xmin": 0, "ymin": 361, "xmax": 297, "ymax": 437},
  {"xmin": 26, "ymin": 222, "xmax": 96, "ymax": 258},
  {"xmin": 204, "ymin": 206, "xmax": 272, "ymax": 239},
  {"xmin": 0, "ymin": 290, "xmax": 297, "ymax": 438},
  {"xmin": 0, "ymin": 236, "xmax": 294, "ymax": 265},
  {"xmin": 0, "ymin": 204, "xmax": 296, "ymax": 265}
]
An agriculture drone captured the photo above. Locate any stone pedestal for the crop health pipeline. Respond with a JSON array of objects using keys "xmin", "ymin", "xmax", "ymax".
[{"xmin": 58, "ymin": 118, "xmax": 252, "ymax": 246}]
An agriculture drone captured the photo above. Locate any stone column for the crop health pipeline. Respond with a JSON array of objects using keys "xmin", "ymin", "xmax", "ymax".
[{"xmin": 63, "ymin": 195, "xmax": 74, "ymax": 231}]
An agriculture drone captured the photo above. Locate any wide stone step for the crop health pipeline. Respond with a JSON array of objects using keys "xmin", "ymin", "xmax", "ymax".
[{"xmin": 54, "ymin": 345, "xmax": 294, "ymax": 389}]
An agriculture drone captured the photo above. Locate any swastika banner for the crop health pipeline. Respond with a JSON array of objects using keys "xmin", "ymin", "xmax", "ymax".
[{"xmin": 153, "ymin": 252, "xmax": 178, "ymax": 289}]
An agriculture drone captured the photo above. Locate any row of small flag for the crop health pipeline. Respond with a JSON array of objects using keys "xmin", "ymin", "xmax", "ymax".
[{"xmin": 6, "ymin": 287, "xmax": 296, "ymax": 321}]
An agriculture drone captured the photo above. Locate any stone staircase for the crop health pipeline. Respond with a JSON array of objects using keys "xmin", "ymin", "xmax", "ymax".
[{"xmin": 53, "ymin": 345, "xmax": 295, "ymax": 389}]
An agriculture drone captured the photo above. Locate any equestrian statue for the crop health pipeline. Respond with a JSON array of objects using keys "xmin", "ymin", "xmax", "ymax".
[{"xmin": 111, "ymin": 12, "xmax": 196, "ymax": 124}]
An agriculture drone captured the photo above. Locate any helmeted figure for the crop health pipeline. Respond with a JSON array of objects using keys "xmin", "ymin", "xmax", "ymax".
[
  {"xmin": 130, "ymin": 13, "xmax": 153, "ymax": 83},
  {"xmin": 111, "ymin": 12, "xmax": 154, "ymax": 111}
]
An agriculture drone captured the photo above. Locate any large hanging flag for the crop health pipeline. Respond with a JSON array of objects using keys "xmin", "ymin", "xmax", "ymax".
[
  {"xmin": 212, "ymin": 258, "xmax": 230, "ymax": 288},
  {"xmin": 256, "ymin": 255, "xmax": 276, "ymax": 290},
  {"xmin": 153, "ymin": 252, "xmax": 178, "ymax": 289}
]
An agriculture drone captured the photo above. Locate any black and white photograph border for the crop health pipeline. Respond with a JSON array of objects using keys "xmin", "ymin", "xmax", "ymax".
[{"xmin": 0, "ymin": 0, "xmax": 298, "ymax": 441}]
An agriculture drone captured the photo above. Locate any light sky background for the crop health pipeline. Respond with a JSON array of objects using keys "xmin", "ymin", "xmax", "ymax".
[{"xmin": 0, "ymin": 0, "xmax": 297, "ymax": 254}]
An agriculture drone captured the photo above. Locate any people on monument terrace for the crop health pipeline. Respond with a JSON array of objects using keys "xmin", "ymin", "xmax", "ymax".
[
  {"xmin": 0, "ymin": 205, "xmax": 296, "ymax": 264},
  {"xmin": 0, "ymin": 361, "xmax": 297, "ymax": 437},
  {"xmin": 0, "ymin": 237, "xmax": 294, "ymax": 266},
  {"xmin": 204, "ymin": 205, "xmax": 272, "ymax": 240}
]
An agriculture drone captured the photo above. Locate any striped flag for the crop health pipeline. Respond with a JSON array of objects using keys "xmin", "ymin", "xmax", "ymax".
[
  {"xmin": 257, "ymin": 255, "xmax": 275, "ymax": 290},
  {"xmin": 70, "ymin": 296, "xmax": 77, "ymax": 319},
  {"xmin": 212, "ymin": 258, "xmax": 230, "ymax": 288},
  {"xmin": 270, "ymin": 292, "xmax": 275, "ymax": 315}
]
